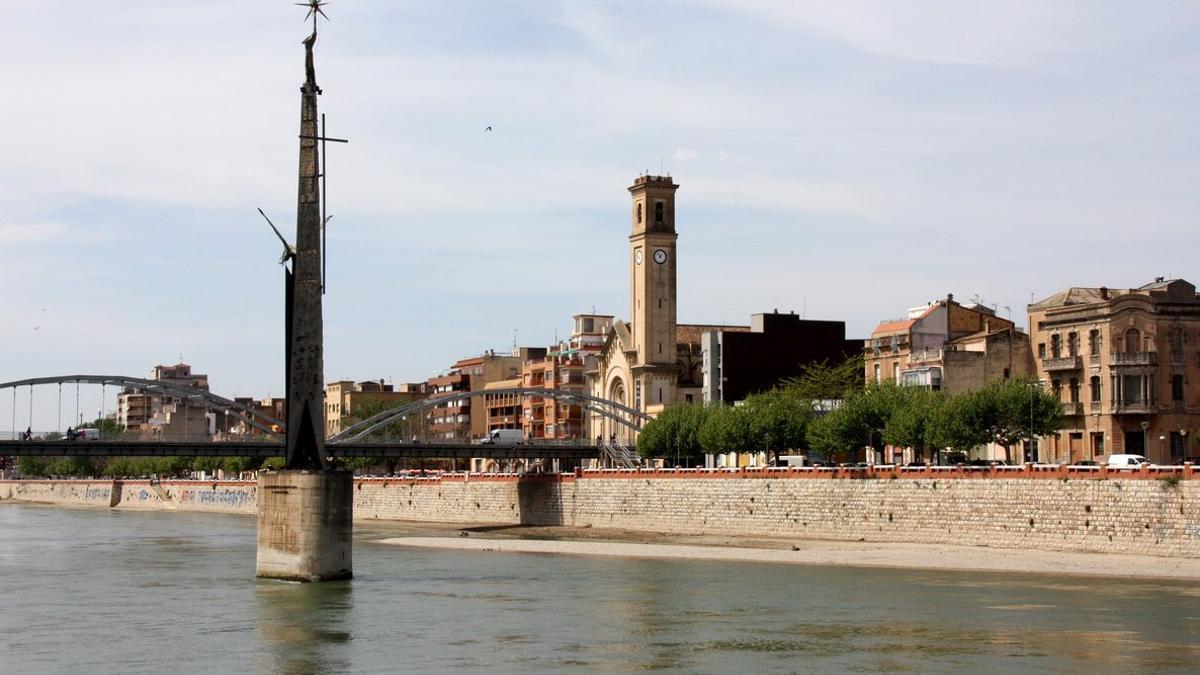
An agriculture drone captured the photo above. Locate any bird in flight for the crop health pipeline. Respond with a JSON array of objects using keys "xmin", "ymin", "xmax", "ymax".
[{"xmin": 484, "ymin": 126, "xmax": 492, "ymax": 132}]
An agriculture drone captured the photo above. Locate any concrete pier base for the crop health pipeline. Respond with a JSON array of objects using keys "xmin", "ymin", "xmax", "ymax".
[{"xmin": 256, "ymin": 470, "xmax": 353, "ymax": 582}]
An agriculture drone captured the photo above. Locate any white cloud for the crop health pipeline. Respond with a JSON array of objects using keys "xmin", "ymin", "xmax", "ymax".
[
  {"xmin": 673, "ymin": 147, "xmax": 700, "ymax": 161},
  {"xmin": 0, "ymin": 223, "xmax": 66, "ymax": 243}
]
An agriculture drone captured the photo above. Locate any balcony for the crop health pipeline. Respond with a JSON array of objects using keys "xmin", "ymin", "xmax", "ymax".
[
  {"xmin": 1112, "ymin": 402, "xmax": 1157, "ymax": 415},
  {"xmin": 1089, "ymin": 401, "xmax": 1101, "ymax": 413},
  {"xmin": 907, "ymin": 349, "xmax": 942, "ymax": 364},
  {"xmin": 1109, "ymin": 351, "xmax": 1157, "ymax": 367},
  {"xmin": 1061, "ymin": 402, "xmax": 1084, "ymax": 416},
  {"xmin": 1043, "ymin": 355, "xmax": 1082, "ymax": 372}
]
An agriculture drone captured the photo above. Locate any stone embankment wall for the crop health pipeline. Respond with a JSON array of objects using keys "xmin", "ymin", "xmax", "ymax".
[
  {"xmin": 0, "ymin": 479, "xmax": 256, "ymax": 514},
  {"xmin": 4, "ymin": 472, "xmax": 1199, "ymax": 557}
]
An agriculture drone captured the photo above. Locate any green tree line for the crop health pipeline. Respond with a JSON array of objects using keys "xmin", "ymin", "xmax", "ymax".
[{"xmin": 636, "ymin": 359, "xmax": 1063, "ymax": 465}]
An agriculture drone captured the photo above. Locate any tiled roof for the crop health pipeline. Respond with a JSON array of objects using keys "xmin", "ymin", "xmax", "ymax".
[
  {"xmin": 1029, "ymin": 287, "xmax": 1126, "ymax": 309},
  {"xmin": 676, "ymin": 323, "xmax": 751, "ymax": 345},
  {"xmin": 871, "ymin": 319, "xmax": 915, "ymax": 336}
]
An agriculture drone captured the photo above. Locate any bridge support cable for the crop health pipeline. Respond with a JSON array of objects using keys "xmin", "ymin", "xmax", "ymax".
[
  {"xmin": 57, "ymin": 383, "xmax": 62, "ymax": 435},
  {"xmin": 28, "ymin": 385, "xmax": 33, "ymax": 433}
]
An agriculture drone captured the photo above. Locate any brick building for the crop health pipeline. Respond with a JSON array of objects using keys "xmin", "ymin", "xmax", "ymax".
[
  {"xmin": 1028, "ymin": 278, "xmax": 1200, "ymax": 464},
  {"xmin": 117, "ymin": 362, "xmax": 213, "ymax": 440},
  {"xmin": 324, "ymin": 379, "xmax": 427, "ymax": 438},
  {"xmin": 865, "ymin": 294, "xmax": 1030, "ymax": 394},
  {"xmin": 428, "ymin": 349, "xmax": 543, "ymax": 440}
]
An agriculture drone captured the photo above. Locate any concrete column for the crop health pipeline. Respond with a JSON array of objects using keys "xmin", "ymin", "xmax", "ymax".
[{"xmin": 256, "ymin": 470, "xmax": 352, "ymax": 582}]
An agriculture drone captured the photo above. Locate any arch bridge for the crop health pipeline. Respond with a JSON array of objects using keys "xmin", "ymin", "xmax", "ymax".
[{"xmin": 0, "ymin": 375, "xmax": 285, "ymax": 438}]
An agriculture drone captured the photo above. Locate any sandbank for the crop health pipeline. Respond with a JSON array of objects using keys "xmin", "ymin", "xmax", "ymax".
[{"xmin": 376, "ymin": 527, "xmax": 1200, "ymax": 581}]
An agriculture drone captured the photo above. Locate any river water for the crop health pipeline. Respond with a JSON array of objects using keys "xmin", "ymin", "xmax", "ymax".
[{"xmin": 1, "ymin": 504, "xmax": 1198, "ymax": 673}]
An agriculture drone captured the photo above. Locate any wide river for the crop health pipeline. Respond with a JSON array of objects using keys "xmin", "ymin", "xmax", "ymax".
[{"xmin": 1, "ymin": 504, "xmax": 1198, "ymax": 673}]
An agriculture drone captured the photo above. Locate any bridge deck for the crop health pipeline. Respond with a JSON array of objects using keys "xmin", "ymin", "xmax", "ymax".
[{"xmin": 0, "ymin": 440, "xmax": 602, "ymax": 460}]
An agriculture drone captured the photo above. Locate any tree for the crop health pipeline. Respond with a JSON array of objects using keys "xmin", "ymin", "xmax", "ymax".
[
  {"xmin": 44, "ymin": 456, "xmax": 95, "ymax": 478},
  {"xmin": 222, "ymin": 456, "xmax": 257, "ymax": 477},
  {"xmin": 339, "ymin": 396, "xmax": 414, "ymax": 440},
  {"xmin": 781, "ymin": 355, "xmax": 864, "ymax": 402},
  {"xmin": 80, "ymin": 416, "xmax": 124, "ymax": 440},
  {"xmin": 742, "ymin": 389, "xmax": 811, "ymax": 460},
  {"xmin": 698, "ymin": 404, "xmax": 758, "ymax": 456},
  {"xmin": 882, "ymin": 386, "xmax": 945, "ymax": 461},
  {"xmin": 192, "ymin": 457, "xmax": 224, "ymax": 473},
  {"xmin": 636, "ymin": 403, "xmax": 710, "ymax": 463},
  {"xmin": 17, "ymin": 456, "xmax": 47, "ymax": 477}
]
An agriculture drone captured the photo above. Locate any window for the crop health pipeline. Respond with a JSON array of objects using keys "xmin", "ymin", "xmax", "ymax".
[
  {"xmin": 1052, "ymin": 379, "xmax": 1062, "ymax": 399},
  {"xmin": 1088, "ymin": 329, "xmax": 1101, "ymax": 354},
  {"xmin": 1122, "ymin": 374, "xmax": 1143, "ymax": 403},
  {"xmin": 1038, "ymin": 343, "xmax": 1046, "ymax": 359},
  {"xmin": 1124, "ymin": 328, "xmax": 1140, "ymax": 354},
  {"xmin": 1003, "ymin": 368, "xmax": 1011, "ymax": 379},
  {"xmin": 892, "ymin": 363, "xmax": 899, "ymax": 381},
  {"xmin": 874, "ymin": 364, "xmax": 881, "ymax": 383},
  {"xmin": 1090, "ymin": 376, "xmax": 1101, "ymax": 402},
  {"xmin": 1172, "ymin": 374, "xmax": 1185, "ymax": 401},
  {"xmin": 1069, "ymin": 378, "xmax": 1080, "ymax": 403},
  {"xmin": 1050, "ymin": 334, "xmax": 1061, "ymax": 358},
  {"xmin": 636, "ymin": 203, "xmax": 642, "ymax": 223},
  {"xmin": 655, "ymin": 202, "xmax": 664, "ymax": 223},
  {"xmin": 1067, "ymin": 332, "xmax": 1079, "ymax": 357}
]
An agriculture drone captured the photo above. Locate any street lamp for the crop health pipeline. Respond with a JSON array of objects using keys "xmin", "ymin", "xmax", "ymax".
[{"xmin": 1139, "ymin": 420, "xmax": 1149, "ymax": 457}]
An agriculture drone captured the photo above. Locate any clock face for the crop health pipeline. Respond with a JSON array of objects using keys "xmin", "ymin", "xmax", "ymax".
[
  {"xmin": 653, "ymin": 249, "xmax": 667, "ymax": 264},
  {"xmin": 635, "ymin": 249, "xmax": 643, "ymax": 265}
]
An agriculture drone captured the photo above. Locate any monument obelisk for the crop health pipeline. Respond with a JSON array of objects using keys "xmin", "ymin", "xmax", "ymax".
[{"xmin": 256, "ymin": 1, "xmax": 353, "ymax": 582}]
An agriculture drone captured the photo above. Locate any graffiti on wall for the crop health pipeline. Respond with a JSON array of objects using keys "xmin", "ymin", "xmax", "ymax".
[{"xmin": 178, "ymin": 488, "xmax": 253, "ymax": 508}]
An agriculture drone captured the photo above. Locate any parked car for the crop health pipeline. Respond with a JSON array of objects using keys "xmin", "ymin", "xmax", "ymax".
[{"xmin": 1106, "ymin": 454, "xmax": 1149, "ymax": 468}]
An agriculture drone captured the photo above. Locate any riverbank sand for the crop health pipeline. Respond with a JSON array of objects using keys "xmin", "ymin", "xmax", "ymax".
[{"xmin": 375, "ymin": 525, "xmax": 1200, "ymax": 581}]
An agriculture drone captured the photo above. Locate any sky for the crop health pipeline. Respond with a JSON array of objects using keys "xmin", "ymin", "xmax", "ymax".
[{"xmin": 2, "ymin": 0, "xmax": 1199, "ymax": 431}]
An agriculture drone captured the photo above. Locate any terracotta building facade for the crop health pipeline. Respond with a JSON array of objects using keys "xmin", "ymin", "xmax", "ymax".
[{"xmin": 1028, "ymin": 278, "xmax": 1200, "ymax": 464}]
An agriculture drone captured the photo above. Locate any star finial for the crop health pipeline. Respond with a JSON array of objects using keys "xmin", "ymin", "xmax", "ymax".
[{"xmin": 295, "ymin": 0, "xmax": 330, "ymax": 34}]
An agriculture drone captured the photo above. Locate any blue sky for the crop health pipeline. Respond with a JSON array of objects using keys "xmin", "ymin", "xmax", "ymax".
[{"xmin": 3, "ymin": 1, "xmax": 1199, "ymax": 431}]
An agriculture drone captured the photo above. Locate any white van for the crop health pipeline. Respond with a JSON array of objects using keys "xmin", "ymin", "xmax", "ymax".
[
  {"xmin": 76, "ymin": 428, "xmax": 101, "ymax": 441},
  {"xmin": 1106, "ymin": 454, "xmax": 1149, "ymax": 468},
  {"xmin": 481, "ymin": 429, "xmax": 525, "ymax": 445}
]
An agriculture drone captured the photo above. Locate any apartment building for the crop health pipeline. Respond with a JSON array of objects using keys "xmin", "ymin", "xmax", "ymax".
[
  {"xmin": 865, "ymin": 294, "xmax": 1028, "ymax": 394},
  {"xmin": 117, "ymin": 362, "xmax": 212, "ymax": 440},
  {"xmin": 1028, "ymin": 278, "xmax": 1200, "ymax": 464},
  {"xmin": 324, "ymin": 379, "xmax": 427, "ymax": 438},
  {"xmin": 427, "ymin": 348, "xmax": 544, "ymax": 440}
]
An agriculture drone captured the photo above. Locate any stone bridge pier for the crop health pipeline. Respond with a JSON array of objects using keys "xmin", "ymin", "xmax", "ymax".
[{"xmin": 256, "ymin": 470, "xmax": 352, "ymax": 582}]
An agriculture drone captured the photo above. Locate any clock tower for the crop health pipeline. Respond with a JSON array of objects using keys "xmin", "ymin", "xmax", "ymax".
[{"xmin": 628, "ymin": 175, "xmax": 679, "ymax": 411}]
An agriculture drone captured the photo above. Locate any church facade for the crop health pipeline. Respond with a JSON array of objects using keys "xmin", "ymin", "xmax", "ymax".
[{"xmin": 585, "ymin": 175, "xmax": 749, "ymax": 442}]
